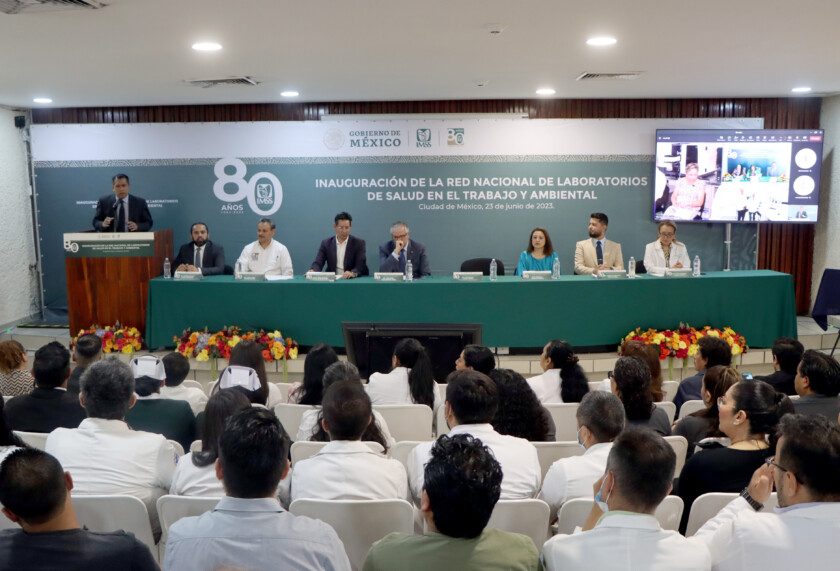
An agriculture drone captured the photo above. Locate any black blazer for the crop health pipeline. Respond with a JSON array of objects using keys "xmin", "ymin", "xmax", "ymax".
[
  {"xmin": 309, "ymin": 235, "xmax": 369, "ymax": 276},
  {"xmin": 5, "ymin": 387, "xmax": 87, "ymax": 433},
  {"xmin": 173, "ymin": 240, "xmax": 226, "ymax": 276},
  {"xmin": 92, "ymin": 194, "xmax": 153, "ymax": 232}
]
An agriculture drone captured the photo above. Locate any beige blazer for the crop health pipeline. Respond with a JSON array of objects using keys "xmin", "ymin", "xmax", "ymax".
[{"xmin": 574, "ymin": 238, "xmax": 624, "ymax": 275}]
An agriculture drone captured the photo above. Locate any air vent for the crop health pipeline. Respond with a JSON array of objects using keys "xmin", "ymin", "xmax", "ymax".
[
  {"xmin": 576, "ymin": 72, "xmax": 643, "ymax": 81},
  {"xmin": 187, "ymin": 77, "xmax": 260, "ymax": 89},
  {"xmin": 0, "ymin": 0, "xmax": 106, "ymax": 14}
]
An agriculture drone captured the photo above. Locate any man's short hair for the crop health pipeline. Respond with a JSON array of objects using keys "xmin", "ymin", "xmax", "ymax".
[
  {"xmin": 685, "ymin": 162, "xmax": 699, "ymax": 172},
  {"xmin": 80, "ymin": 358, "xmax": 135, "ymax": 420},
  {"xmin": 111, "ymin": 173, "xmax": 130, "ymax": 184},
  {"xmin": 590, "ymin": 212, "xmax": 609, "ymax": 225},
  {"xmin": 0, "ymin": 448, "xmax": 67, "ymax": 525},
  {"xmin": 463, "ymin": 345, "xmax": 496, "ymax": 374},
  {"xmin": 423, "ymin": 434, "xmax": 502, "ymax": 538},
  {"xmin": 190, "ymin": 221, "xmax": 209, "ymax": 233},
  {"xmin": 322, "ymin": 380, "xmax": 371, "ymax": 440},
  {"xmin": 32, "ymin": 341, "xmax": 70, "ymax": 389},
  {"xmin": 772, "ymin": 337, "xmax": 804, "ymax": 375},
  {"xmin": 162, "ymin": 352, "xmax": 191, "ymax": 387},
  {"xmin": 576, "ymin": 391, "xmax": 625, "ymax": 442},
  {"xmin": 334, "ymin": 212, "xmax": 352, "ymax": 224},
  {"xmin": 74, "ymin": 333, "xmax": 102, "ymax": 363},
  {"xmin": 606, "ymin": 428, "xmax": 676, "ymax": 512},
  {"xmin": 219, "ymin": 407, "xmax": 291, "ymax": 498},
  {"xmin": 799, "ymin": 350, "xmax": 840, "ymax": 397},
  {"xmin": 258, "ymin": 218, "xmax": 276, "ymax": 230},
  {"xmin": 445, "ymin": 369, "xmax": 498, "ymax": 424},
  {"xmin": 777, "ymin": 414, "xmax": 840, "ymax": 500},
  {"xmin": 698, "ymin": 336, "xmax": 733, "ymax": 368},
  {"xmin": 323, "ymin": 361, "xmax": 361, "ymax": 388},
  {"xmin": 390, "ymin": 221, "xmax": 409, "ymax": 235}
]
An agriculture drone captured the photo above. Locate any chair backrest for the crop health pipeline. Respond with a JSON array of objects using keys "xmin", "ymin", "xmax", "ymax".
[
  {"xmin": 661, "ymin": 381, "xmax": 680, "ymax": 402},
  {"xmin": 168, "ymin": 440, "xmax": 185, "ymax": 457},
  {"xmin": 290, "ymin": 440, "xmax": 384, "ymax": 465},
  {"xmin": 460, "ymin": 257, "xmax": 506, "ymax": 276},
  {"xmin": 685, "ymin": 492, "xmax": 778, "ymax": 536},
  {"xmin": 373, "ymin": 405, "xmax": 433, "ymax": 441},
  {"xmin": 435, "ymin": 383, "xmax": 446, "ymax": 403},
  {"xmin": 273, "ymin": 383, "xmax": 292, "ymax": 402},
  {"xmin": 189, "ymin": 439, "xmax": 202, "ymax": 453},
  {"xmin": 180, "ymin": 379, "xmax": 204, "ymax": 392},
  {"xmin": 388, "ymin": 440, "xmax": 425, "ymax": 470},
  {"xmin": 588, "ymin": 380, "xmax": 607, "ymax": 392},
  {"xmin": 273, "ymin": 403, "xmax": 317, "ymax": 441},
  {"xmin": 654, "ymin": 400, "xmax": 676, "ymax": 424},
  {"xmin": 678, "ymin": 399, "xmax": 707, "ymax": 419},
  {"xmin": 73, "ymin": 495, "xmax": 156, "ymax": 559},
  {"xmin": 556, "ymin": 495, "xmax": 684, "ymax": 535},
  {"xmin": 532, "ymin": 441, "xmax": 585, "ymax": 481},
  {"xmin": 13, "ymin": 431, "xmax": 48, "ymax": 451},
  {"xmin": 156, "ymin": 495, "xmax": 221, "ymax": 560},
  {"xmin": 289, "ymin": 499, "xmax": 414, "ymax": 571},
  {"xmin": 435, "ymin": 403, "xmax": 448, "ymax": 436},
  {"xmin": 663, "ymin": 435, "xmax": 689, "ymax": 477},
  {"xmin": 487, "ymin": 499, "xmax": 550, "ymax": 548},
  {"xmin": 543, "ymin": 403, "xmax": 580, "ymax": 441}
]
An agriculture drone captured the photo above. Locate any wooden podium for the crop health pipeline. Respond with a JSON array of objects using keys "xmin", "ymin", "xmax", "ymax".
[{"xmin": 64, "ymin": 230, "xmax": 173, "ymax": 336}]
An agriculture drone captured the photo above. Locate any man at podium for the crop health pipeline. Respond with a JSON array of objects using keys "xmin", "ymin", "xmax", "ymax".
[{"xmin": 92, "ymin": 174, "xmax": 153, "ymax": 232}]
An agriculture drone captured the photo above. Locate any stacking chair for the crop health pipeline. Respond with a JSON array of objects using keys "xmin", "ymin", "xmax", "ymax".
[
  {"xmin": 654, "ymin": 400, "xmax": 676, "ymax": 424},
  {"xmin": 12, "ymin": 430, "xmax": 48, "ymax": 451},
  {"xmin": 685, "ymin": 492, "xmax": 778, "ymax": 536},
  {"xmin": 487, "ymin": 499, "xmax": 550, "ymax": 548},
  {"xmin": 664, "ymin": 435, "xmax": 689, "ymax": 477},
  {"xmin": 532, "ymin": 441, "xmax": 584, "ymax": 481},
  {"xmin": 388, "ymin": 440, "xmax": 426, "ymax": 471},
  {"xmin": 661, "ymin": 380, "xmax": 680, "ymax": 402},
  {"xmin": 74, "ymin": 495, "xmax": 157, "ymax": 561},
  {"xmin": 156, "ymin": 495, "xmax": 221, "ymax": 561},
  {"xmin": 543, "ymin": 403, "xmax": 580, "ymax": 441},
  {"xmin": 273, "ymin": 403, "xmax": 317, "ymax": 441},
  {"xmin": 678, "ymin": 399, "xmax": 706, "ymax": 419},
  {"xmin": 373, "ymin": 404, "xmax": 433, "ymax": 441},
  {"xmin": 556, "ymin": 495, "xmax": 684, "ymax": 535}
]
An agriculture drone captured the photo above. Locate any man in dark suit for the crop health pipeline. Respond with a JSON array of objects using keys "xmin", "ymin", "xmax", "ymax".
[
  {"xmin": 6, "ymin": 342, "xmax": 86, "ymax": 433},
  {"xmin": 308, "ymin": 211, "xmax": 368, "ymax": 278},
  {"xmin": 378, "ymin": 220, "xmax": 431, "ymax": 278},
  {"xmin": 755, "ymin": 337, "xmax": 803, "ymax": 396},
  {"xmin": 173, "ymin": 221, "xmax": 226, "ymax": 276},
  {"xmin": 91, "ymin": 174, "xmax": 153, "ymax": 232}
]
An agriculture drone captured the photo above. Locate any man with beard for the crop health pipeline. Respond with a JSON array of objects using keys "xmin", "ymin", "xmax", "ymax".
[
  {"xmin": 573, "ymin": 212, "xmax": 624, "ymax": 275},
  {"xmin": 173, "ymin": 222, "xmax": 226, "ymax": 276}
]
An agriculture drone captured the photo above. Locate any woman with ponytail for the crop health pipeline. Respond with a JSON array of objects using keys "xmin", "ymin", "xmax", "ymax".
[
  {"xmin": 366, "ymin": 338, "xmax": 441, "ymax": 412},
  {"xmin": 527, "ymin": 339, "xmax": 590, "ymax": 403}
]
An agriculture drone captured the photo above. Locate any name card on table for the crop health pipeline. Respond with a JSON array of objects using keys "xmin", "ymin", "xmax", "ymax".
[
  {"xmin": 374, "ymin": 272, "xmax": 405, "ymax": 282},
  {"xmin": 522, "ymin": 271, "xmax": 552, "ymax": 280},
  {"xmin": 453, "ymin": 272, "xmax": 484, "ymax": 281},
  {"xmin": 237, "ymin": 272, "xmax": 266, "ymax": 281},
  {"xmin": 665, "ymin": 268, "xmax": 693, "ymax": 278},
  {"xmin": 598, "ymin": 270, "xmax": 627, "ymax": 279},
  {"xmin": 174, "ymin": 271, "xmax": 202, "ymax": 281},
  {"xmin": 307, "ymin": 272, "xmax": 337, "ymax": 282}
]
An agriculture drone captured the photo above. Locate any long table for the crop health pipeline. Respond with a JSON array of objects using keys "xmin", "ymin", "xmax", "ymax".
[{"xmin": 145, "ymin": 270, "xmax": 796, "ymax": 350}]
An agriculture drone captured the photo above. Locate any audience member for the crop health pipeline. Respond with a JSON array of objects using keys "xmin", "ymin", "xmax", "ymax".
[
  {"xmin": 366, "ymin": 338, "xmax": 440, "ymax": 411},
  {"xmin": 5, "ymin": 341, "xmax": 86, "ymax": 433},
  {"xmin": 287, "ymin": 343, "xmax": 338, "ymax": 404},
  {"xmin": 170, "ymin": 389, "xmax": 251, "ymax": 497},
  {"xmin": 692, "ymin": 414, "xmax": 840, "ymax": 569},
  {"xmin": 0, "ymin": 396, "xmax": 26, "ymax": 465},
  {"xmin": 164, "ymin": 407, "xmax": 351, "ymax": 570},
  {"xmin": 210, "ymin": 340, "xmax": 281, "ymax": 407},
  {"xmin": 754, "ymin": 337, "xmax": 804, "ymax": 396},
  {"xmin": 488, "ymin": 368, "xmax": 555, "ymax": 441},
  {"xmin": 677, "ymin": 380, "xmax": 793, "ymax": 533},
  {"xmin": 159, "ymin": 352, "xmax": 208, "ymax": 415},
  {"xmin": 539, "ymin": 391, "xmax": 625, "ymax": 519},
  {"xmin": 610, "ymin": 356, "xmax": 671, "ymax": 436},
  {"xmin": 527, "ymin": 339, "xmax": 590, "ymax": 404},
  {"xmin": 45, "ymin": 358, "xmax": 177, "ymax": 531},
  {"xmin": 793, "ymin": 350, "xmax": 840, "ymax": 419},
  {"xmin": 67, "ymin": 333, "xmax": 102, "ymax": 394},
  {"xmin": 0, "ymin": 340, "xmax": 33, "ymax": 397},
  {"xmin": 407, "ymin": 369, "xmax": 540, "ymax": 502},
  {"xmin": 621, "ymin": 340, "xmax": 665, "ymax": 401},
  {"xmin": 673, "ymin": 336, "xmax": 732, "ymax": 413},
  {"xmin": 672, "ymin": 365, "xmax": 740, "ymax": 459},
  {"xmin": 291, "ymin": 380, "xmax": 408, "ymax": 503},
  {"xmin": 364, "ymin": 434, "xmax": 540, "ymax": 571},
  {"xmin": 0, "ymin": 448, "xmax": 159, "ymax": 571},
  {"xmin": 455, "ymin": 344, "xmax": 496, "ymax": 375},
  {"xmin": 542, "ymin": 428, "xmax": 711, "ymax": 570}
]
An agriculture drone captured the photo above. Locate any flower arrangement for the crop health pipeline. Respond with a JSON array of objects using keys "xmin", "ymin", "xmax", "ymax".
[
  {"xmin": 71, "ymin": 324, "xmax": 143, "ymax": 354},
  {"xmin": 174, "ymin": 326, "xmax": 299, "ymax": 363}
]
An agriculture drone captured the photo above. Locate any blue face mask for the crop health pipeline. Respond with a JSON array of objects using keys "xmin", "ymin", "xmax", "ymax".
[
  {"xmin": 576, "ymin": 427, "xmax": 586, "ymax": 449},
  {"xmin": 594, "ymin": 478, "xmax": 611, "ymax": 513}
]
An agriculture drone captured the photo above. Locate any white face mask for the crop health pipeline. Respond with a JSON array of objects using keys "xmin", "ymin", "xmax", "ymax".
[
  {"xmin": 577, "ymin": 426, "xmax": 586, "ymax": 449},
  {"xmin": 594, "ymin": 477, "xmax": 611, "ymax": 513}
]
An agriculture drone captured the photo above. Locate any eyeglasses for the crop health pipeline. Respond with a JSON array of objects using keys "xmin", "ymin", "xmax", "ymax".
[
  {"xmin": 392, "ymin": 233, "xmax": 408, "ymax": 240},
  {"xmin": 659, "ymin": 232, "xmax": 675, "ymax": 238},
  {"xmin": 764, "ymin": 456, "xmax": 790, "ymax": 473},
  {"xmin": 607, "ymin": 370, "xmax": 614, "ymax": 380}
]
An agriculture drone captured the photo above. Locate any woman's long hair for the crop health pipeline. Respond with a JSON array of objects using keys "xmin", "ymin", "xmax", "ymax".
[
  {"xmin": 690, "ymin": 365, "xmax": 741, "ymax": 438},
  {"xmin": 730, "ymin": 380, "xmax": 795, "ymax": 448},
  {"xmin": 620, "ymin": 340, "xmax": 664, "ymax": 402},
  {"xmin": 297, "ymin": 343, "xmax": 338, "ymax": 405},
  {"xmin": 394, "ymin": 338, "xmax": 435, "ymax": 408},
  {"xmin": 546, "ymin": 339, "xmax": 590, "ymax": 403},
  {"xmin": 525, "ymin": 227, "xmax": 554, "ymax": 256},
  {"xmin": 488, "ymin": 369, "xmax": 551, "ymax": 441},
  {"xmin": 613, "ymin": 356, "xmax": 654, "ymax": 421},
  {"xmin": 192, "ymin": 389, "xmax": 251, "ymax": 468}
]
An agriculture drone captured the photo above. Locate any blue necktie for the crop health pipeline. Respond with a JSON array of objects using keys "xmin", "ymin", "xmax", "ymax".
[
  {"xmin": 398, "ymin": 250, "xmax": 406, "ymax": 273},
  {"xmin": 596, "ymin": 241, "xmax": 604, "ymax": 265}
]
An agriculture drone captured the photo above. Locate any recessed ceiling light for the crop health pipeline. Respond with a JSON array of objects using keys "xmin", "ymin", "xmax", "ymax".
[
  {"xmin": 32, "ymin": 97, "xmax": 53, "ymax": 104},
  {"xmin": 791, "ymin": 86, "xmax": 812, "ymax": 93},
  {"xmin": 192, "ymin": 42, "xmax": 222, "ymax": 52},
  {"xmin": 586, "ymin": 36, "xmax": 617, "ymax": 47},
  {"xmin": 280, "ymin": 90, "xmax": 300, "ymax": 98},
  {"xmin": 535, "ymin": 88, "xmax": 556, "ymax": 96}
]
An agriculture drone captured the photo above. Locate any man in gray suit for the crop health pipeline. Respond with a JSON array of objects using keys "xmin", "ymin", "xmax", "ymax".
[
  {"xmin": 574, "ymin": 212, "xmax": 624, "ymax": 275},
  {"xmin": 378, "ymin": 221, "xmax": 431, "ymax": 278}
]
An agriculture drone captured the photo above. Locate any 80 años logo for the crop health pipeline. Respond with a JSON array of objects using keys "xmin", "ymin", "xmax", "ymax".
[{"xmin": 213, "ymin": 158, "xmax": 283, "ymax": 216}]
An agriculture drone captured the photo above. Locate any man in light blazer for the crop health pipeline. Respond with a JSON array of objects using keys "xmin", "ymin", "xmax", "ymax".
[
  {"xmin": 574, "ymin": 212, "xmax": 624, "ymax": 275},
  {"xmin": 308, "ymin": 211, "xmax": 368, "ymax": 278},
  {"xmin": 378, "ymin": 220, "xmax": 431, "ymax": 278},
  {"xmin": 92, "ymin": 174, "xmax": 153, "ymax": 232},
  {"xmin": 173, "ymin": 222, "xmax": 226, "ymax": 276}
]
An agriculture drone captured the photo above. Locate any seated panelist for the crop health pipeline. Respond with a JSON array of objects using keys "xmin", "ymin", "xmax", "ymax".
[
  {"xmin": 643, "ymin": 221, "xmax": 690, "ymax": 275},
  {"xmin": 515, "ymin": 227, "xmax": 559, "ymax": 275},
  {"xmin": 308, "ymin": 211, "xmax": 368, "ymax": 278},
  {"xmin": 173, "ymin": 222, "xmax": 225, "ymax": 276},
  {"xmin": 573, "ymin": 212, "xmax": 623, "ymax": 275},
  {"xmin": 236, "ymin": 218, "xmax": 293, "ymax": 276},
  {"xmin": 378, "ymin": 221, "xmax": 431, "ymax": 278}
]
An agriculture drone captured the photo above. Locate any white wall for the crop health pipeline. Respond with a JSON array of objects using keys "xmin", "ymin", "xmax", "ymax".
[
  {"xmin": 0, "ymin": 108, "xmax": 38, "ymax": 325},
  {"xmin": 813, "ymin": 96, "xmax": 840, "ymax": 310}
]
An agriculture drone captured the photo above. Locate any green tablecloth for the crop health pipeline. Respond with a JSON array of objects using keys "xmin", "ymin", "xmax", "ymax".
[{"xmin": 145, "ymin": 271, "xmax": 796, "ymax": 350}]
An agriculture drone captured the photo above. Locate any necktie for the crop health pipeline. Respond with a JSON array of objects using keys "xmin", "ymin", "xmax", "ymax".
[
  {"xmin": 194, "ymin": 247, "xmax": 202, "ymax": 269},
  {"xmin": 398, "ymin": 250, "xmax": 406, "ymax": 273},
  {"xmin": 595, "ymin": 241, "xmax": 604, "ymax": 265},
  {"xmin": 115, "ymin": 199, "xmax": 125, "ymax": 232}
]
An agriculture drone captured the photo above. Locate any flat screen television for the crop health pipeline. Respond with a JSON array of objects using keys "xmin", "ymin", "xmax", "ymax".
[
  {"xmin": 342, "ymin": 322, "xmax": 483, "ymax": 382},
  {"xmin": 654, "ymin": 129, "xmax": 824, "ymax": 223}
]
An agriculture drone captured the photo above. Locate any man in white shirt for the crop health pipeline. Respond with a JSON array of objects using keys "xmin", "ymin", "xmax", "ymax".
[
  {"xmin": 45, "ymin": 357, "xmax": 177, "ymax": 531},
  {"xmin": 540, "ymin": 391, "xmax": 625, "ymax": 519},
  {"xmin": 542, "ymin": 427, "xmax": 711, "ymax": 570},
  {"xmin": 291, "ymin": 380, "xmax": 408, "ymax": 503},
  {"xmin": 160, "ymin": 351, "xmax": 208, "ymax": 415},
  {"xmin": 692, "ymin": 414, "xmax": 840, "ymax": 570},
  {"xmin": 407, "ymin": 369, "xmax": 540, "ymax": 503},
  {"xmin": 236, "ymin": 217, "xmax": 293, "ymax": 276}
]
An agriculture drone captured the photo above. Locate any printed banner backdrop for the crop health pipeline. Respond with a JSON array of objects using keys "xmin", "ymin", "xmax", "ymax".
[{"xmin": 32, "ymin": 117, "xmax": 762, "ymax": 312}]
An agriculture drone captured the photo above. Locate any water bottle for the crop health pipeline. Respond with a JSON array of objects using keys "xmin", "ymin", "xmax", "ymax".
[
  {"xmin": 628, "ymin": 257, "xmax": 636, "ymax": 278},
  {"xmin": 405, "ymin": 259, "xmax": 414, "ymax": 282},
  {"xmin": 552, "ymin": 257, "xmax": 561, "ymax": 280},
  {"xmin": 163, "ymin": 257, "xmax": 171, "ymax": 279},
  {"xmin": 692, "ymin": 255, "xmax": 701, "ymax": 277},
  {"xmin": 489, "ymin": 259, "xmax": 497, "ymax": 281},
  {"xmin": 235, "ymin": 260, "xmax": 243, "ymax": 280}
]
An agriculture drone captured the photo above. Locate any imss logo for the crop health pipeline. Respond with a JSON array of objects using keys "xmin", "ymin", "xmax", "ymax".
[
  {"xmin": 416, "ymin": 128, "xmax": 432, "ymax": 148},
  {"xmin": 213, "ymin": 158, "xmax": 283, "ymax": 215}
]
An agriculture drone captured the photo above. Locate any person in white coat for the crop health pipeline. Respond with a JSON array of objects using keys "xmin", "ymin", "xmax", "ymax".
[
  {"xmin": 643, "ymin": 220, "xmax": 691, "ymax": 275},
  {"xmin": 366, "ymin": 338, "xmax": 441, "ymax": 412}
]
